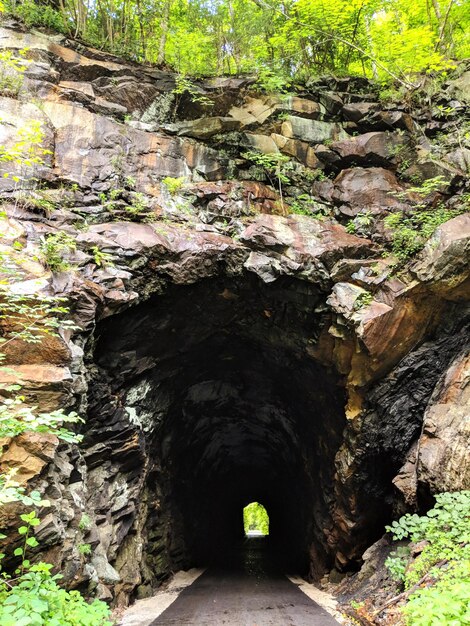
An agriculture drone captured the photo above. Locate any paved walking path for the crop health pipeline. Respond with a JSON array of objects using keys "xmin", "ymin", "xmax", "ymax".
[{"xmin": 149, "ymin": 539, "xmax": 342, "ymax": 626}]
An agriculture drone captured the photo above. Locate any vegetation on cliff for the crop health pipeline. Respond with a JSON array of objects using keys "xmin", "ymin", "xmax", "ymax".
[
  {"xmin": 348, "ymin": 492, "xmax": 470, "ymax": 626},
  {"xmin": 0, "ymin": 7, "xmax": 468, "ymax": 625},
  {"xmin": 2, "ymin": 0, "xmax": 470, "ymax": 83},
  {"xmin": 0, "ymin": 66, "xmax": 112, "ymax": 623},
  {"xmin": 386, "ymin": 491, "xmax": 470, "ymax": 626}
]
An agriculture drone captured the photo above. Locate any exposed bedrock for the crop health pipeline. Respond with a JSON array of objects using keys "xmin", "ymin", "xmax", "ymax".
[{"xmin": 0, "ymin": 21, "xmax": 469, "ymax": 606}]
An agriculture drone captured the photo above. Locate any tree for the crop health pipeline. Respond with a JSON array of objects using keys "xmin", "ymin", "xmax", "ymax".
[{"xmin": 5, "ymin": 0, "xmax": 469, "ymax": 82}]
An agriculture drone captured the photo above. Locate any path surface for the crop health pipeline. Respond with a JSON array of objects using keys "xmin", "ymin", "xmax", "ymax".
[{"xmin": 149, "ymin": 538, "xmax": 342, "ymax": 626}]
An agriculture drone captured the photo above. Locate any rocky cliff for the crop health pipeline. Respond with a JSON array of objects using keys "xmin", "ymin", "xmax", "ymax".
[{"xmin": 0, "ymin": 19, "xmax": 469, "ymax": 608}]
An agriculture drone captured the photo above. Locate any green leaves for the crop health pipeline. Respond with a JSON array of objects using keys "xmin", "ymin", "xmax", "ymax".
[
  {"xmin": 384, "ymin": 203, "xmax": 465, "ymax": 262},
  {"xmin": 5, "ymin": 0, "xmax": 470, "ymax": 82},
  {"xmin": 39, "ymin": 232, "xmax": 76, "ymax": 273},
  {"xmin": 385, "ymin": 491, "xmax": 470, "ymax": 625},
  {"xmin": 0, "ymin": 561, "xmax": 112, "ymax": 626},
  {"xmin": 0, "ymin": 395, "xmax": 83, "ymax": 443}
]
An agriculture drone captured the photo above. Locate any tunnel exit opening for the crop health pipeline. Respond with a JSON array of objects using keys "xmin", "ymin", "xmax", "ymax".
[{"xmin": 243, "ymin": 502, "xmax": 269, "ymax": 537}]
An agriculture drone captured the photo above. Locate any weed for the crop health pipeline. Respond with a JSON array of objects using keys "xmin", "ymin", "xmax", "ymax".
[
  {"xmin": 90, "ymin": 246, "xmax": 114, "ymax": 267},
  {"xmin": 78, "ymin": 543, "xmax": 92, "ymax": 556},
  {"xmin": 78, "ymin": 514, "xmax": 92, "ymax": 532},
  {"xmin": 353, "ymin": 291, "xmax": 373, "ymax": 310},
  {"xmin": 39, "ymin": 232, "xmax": 76, "ymax": 273},
  {"xmin": 162, "ymin": 176, "xmax": 185, "ymax": 195}
]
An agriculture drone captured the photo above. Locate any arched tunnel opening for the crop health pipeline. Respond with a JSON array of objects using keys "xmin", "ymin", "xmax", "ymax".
[
  {"xmin": 243, "ymin": 502, "xmax": 269, "ymax": 536},
  {"xmin": 83, "ymin": 272, "xmax": 390, "ymax": 588}
]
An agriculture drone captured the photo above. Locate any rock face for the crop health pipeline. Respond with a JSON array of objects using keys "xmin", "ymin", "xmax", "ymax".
[{"xmin": 0, "ymin": 20, "xmax": 469, "ymax": 607}]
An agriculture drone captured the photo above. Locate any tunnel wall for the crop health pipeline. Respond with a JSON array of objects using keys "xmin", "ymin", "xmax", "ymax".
[{"xmin": 80, "ymin": 274, "xmax": 469, "ymax": 599}]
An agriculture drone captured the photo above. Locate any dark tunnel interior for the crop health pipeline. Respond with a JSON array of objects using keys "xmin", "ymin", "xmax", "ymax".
[{"xmin": 86, "ymin": 274, "xmax": 348, "ymax": 576}]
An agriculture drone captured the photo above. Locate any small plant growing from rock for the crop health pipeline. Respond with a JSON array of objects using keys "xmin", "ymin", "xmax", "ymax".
[
  {"xmin": 162, "ymin": 176, "xmax": 185, "ymax": 195},
  {"xmin": 78, "ymin": 543, "xmax": 92, "ymax": 556},
  {"xmin": 90, "ymin": 246, "xmax": 114, "ymax": 268},
  {"xmin": 353, "ymin": 291, "xmax": 373, "ymax": 310},
  {"xmin": 384, "ymin": 205, "xmax": 464, "ymax": 261},
  {"xmin": 384, "ymin": 491, "xmax": 470, "ymax": 626},
  {"xmin": 394, "ymin": 175, "xmax": 448, "ymax": 204},
  {"xmin": 78, "ymin": 514, "xmax": 92, "ymax": 532},
  {"xmin": 0, "ymin": 49, "xmax": 29, "ymax": 95},
  {"xmin": 39, "ymin": 232, "xmax": 76, "ymax": 273},
  {"xmin": 0, "ymin": 119, "xmax": 52, "ymax": 190},
  {"xmin": 172, "ymin": 75, "xmax": 213, "ymax": 119},
  {"xmin": 289, "ymin": 194, "xmax": 331, "ymax": 219},
  {"xmin": 255, "ymin": 66, "xmax": 290, "ymax": 94},
  {"xmin": 346, "ymin": 211, "xmax": 374, "ymax": 236},
  {"xmin": 242, "ymin": 151, "xmax": 291, "ymax": 211}
]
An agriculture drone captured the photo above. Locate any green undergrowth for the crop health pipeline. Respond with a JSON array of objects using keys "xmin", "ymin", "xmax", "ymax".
[
  {"xmin": 0, "ymin": 561, "xmax": 112, "ymax": 626},
  {"xmin": 384, "ymin": 205, "xmax": 466, "ymax": 261},
  {"xmin": 385, "ymin": 491, "xmax": 470, "ymax": 626}
]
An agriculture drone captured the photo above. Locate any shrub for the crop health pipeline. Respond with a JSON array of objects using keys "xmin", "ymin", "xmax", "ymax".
[
  {"xmin": 162, "ymin": 176, "xmax": 185, "ymax": 195},
  {"xmin": 12, "ymin": 0, "xmax": 68, "ymax": 34},
  {"xmin": 385, "ymin": 491, "xmax": 470, "ymax": 626},
  {"xmin": 0, "ymin": 562, "xmax": 112, "ymax": 626},
  {"xmin": 39, "ymin": 232, "xmax": 76, "ymax": 273}
]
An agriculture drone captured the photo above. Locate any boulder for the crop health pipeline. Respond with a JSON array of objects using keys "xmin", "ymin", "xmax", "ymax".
[
  {"xmin": 241, "ymin": 214, "xmax": 373, "ymax": 284},
  {"xmin": 331, "ymin": 167, "xmax": 406, "ymax": 215},
  {"xmin": 41, "ymin": 101, "xmax": 191, "ymax": 191},
  {"xmin": 402, "ymin": 158, "xmax": 463, "ymax": 184},
  {"xmin": 283, "ymin": 96, "xmax": 324, "ymax": 119},
  {"xmin": 342, "ymin": 102, "xmax": 377, "ymax": 123},
  {"xmin": 161, "ymin": 117, "xmax": 241, "ymax": 139},
  {"xmin": 329, "ymin": 131, "xmax": 410, "ymax": 167},
  {"xmin": 447, "ymin": 70, "xmax": 470, "ymax": 104},
  {"xmin": 243, "ymin": 133, "xmax": 279, "ymax": 154},
  {"xmin": 271, "ymin": 134, "xmax": 321, "ymax": 168},
  {"xmin": 412, "ymin": 214, "xmax": 470, "ymax": 300},
  {"xmin": 228, "ymin": 96, "xmax": 279, "ymax": 126},
  {"xmin": 281, "ymin": 116, "xmax": 348, "ymax": 144}
]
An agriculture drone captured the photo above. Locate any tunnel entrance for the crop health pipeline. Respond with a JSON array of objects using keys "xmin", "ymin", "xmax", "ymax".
[
  {"xmin": 243, "ymin": 502, "xmax": 269, "ymax": 537},
  {"xmin": 83, "ymin": 271, "xmax": 382, "ymax": 594}
]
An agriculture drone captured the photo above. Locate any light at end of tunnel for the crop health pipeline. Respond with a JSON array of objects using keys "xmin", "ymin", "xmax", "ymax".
[{"xmin": 243, "ymin": 502, "xmax": 269, "ymax": 537}]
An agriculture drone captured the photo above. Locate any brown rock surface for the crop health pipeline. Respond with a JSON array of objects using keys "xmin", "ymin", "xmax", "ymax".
[
  {"xmin": 412, "ymin": 213, "xmax": 470, "ymax": 300},
  {"xmin": 394, "ymin": 352, "xmax": 470, "ymax": 502},
  {"xmin": 331, "ymin": 167, "xmax": 406, "ymax": 215},
  {"xmin": 0, "ymin": 23, "xmax": 469, "ymax": 609}
]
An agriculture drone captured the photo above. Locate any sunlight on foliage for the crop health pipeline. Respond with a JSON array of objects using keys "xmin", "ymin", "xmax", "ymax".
[
  {"xmin": 243, "ymin": 502, "xmax": 269, "ymax": 535},
  {"xmin": 4, "ymin": 0, "xmax": 469, "ymax": 82}
]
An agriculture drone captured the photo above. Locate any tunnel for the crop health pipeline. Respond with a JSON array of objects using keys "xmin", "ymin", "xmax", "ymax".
[{"xmin": 83, "ymin": 273, "xmax": 361, "ymax": 585}]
